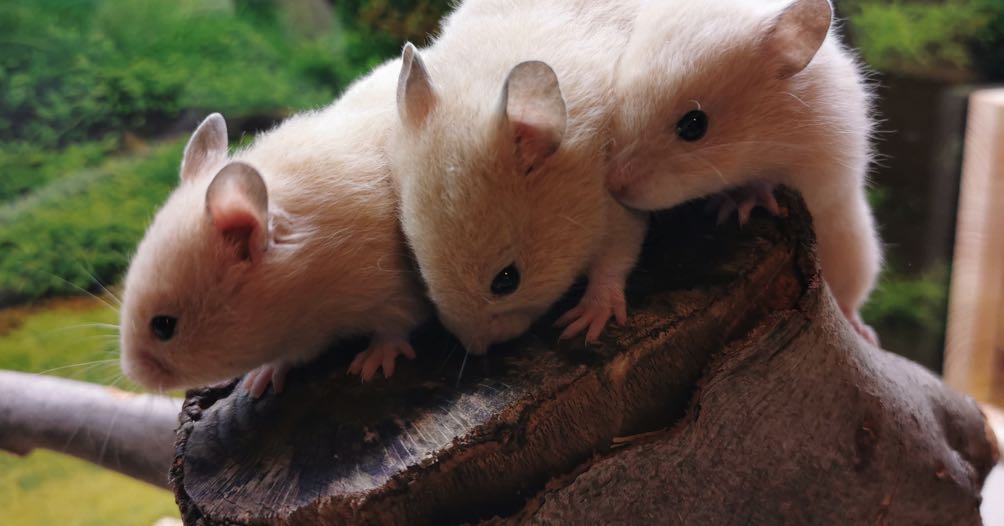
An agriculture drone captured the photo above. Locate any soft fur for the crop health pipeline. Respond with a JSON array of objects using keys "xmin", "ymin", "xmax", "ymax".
[
  {"xmin": 120, "ymin": 61, "xmax": 428, "ymax": 391},
  {"xmin": 608, "ymin": 0, "xmax": 882, "ymax": 340},
  {"xmin": 390, "ymin": 0, "xmax": 648, "ymax": 353}
]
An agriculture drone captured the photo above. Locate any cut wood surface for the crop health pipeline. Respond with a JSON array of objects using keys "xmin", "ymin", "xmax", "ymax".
[
  {"xmin": 173, "ymin": 191, "xmax": 998, "ymax": 525},
  {"xmin": 0, "ymin": 370, "xmax": 181, "ymax": 488}
]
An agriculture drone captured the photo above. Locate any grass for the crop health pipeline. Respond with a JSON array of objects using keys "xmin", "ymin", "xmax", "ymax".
[
  {"xmin": 0, "ymin": 451, "xmax": 178, "ymax": 526},
  {"xmin": 0, "ymin": 296, "xmax": 179, "ymax": 526}
]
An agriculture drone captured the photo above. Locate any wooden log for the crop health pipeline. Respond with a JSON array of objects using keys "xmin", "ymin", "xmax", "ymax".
[
  {"xmin": 0, "ymin": 370, "xmax": 182, "ymax": 488},
  {"xmin": 172, "ymin": 191, "xmax": 998, "ymax": 525}
]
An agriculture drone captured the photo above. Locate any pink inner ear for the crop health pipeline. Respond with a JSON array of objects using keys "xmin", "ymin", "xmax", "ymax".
[
  {"xmin": 513, "ymin": 121, "xmax": 559, "ymax": 172},
  {"xmin": 210, "ymin": 197, "xmax": 263, "ymax": 261}
]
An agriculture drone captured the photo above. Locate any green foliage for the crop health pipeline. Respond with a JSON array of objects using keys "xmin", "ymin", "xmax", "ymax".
[
  {"xmin": 335, "ymin": 0, "xmax": 452, "ymax": 73},
  {"xmin": 862, "ymin": 266, "xmax": 949, "ymax": 331},
  {"xmin": 0, "ymin": 140, "xmax": 116, "ymax": 202},
  {"xmin": 971, "ymin": 0, "xmax": 1004, "ymax": 80},
  {"xmin": 843, "ymin": 0, "xmax": 1003, "ymax": 76},
  {"xmin": 0, "ymin": 141, "xmax": 185, "ymax": 306},
  {"xmin": 0, "ymin": 0, "xmax": 348, "ymax": 148}
]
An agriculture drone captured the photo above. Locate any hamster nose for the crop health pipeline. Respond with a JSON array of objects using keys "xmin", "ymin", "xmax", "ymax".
[
  {"xmin": 607, "ymin": 174, "xmax": 632, "ymax": 196},
  {"xmin": 607, "ymin": 162, "xmax": 632, "ymax": 196}
]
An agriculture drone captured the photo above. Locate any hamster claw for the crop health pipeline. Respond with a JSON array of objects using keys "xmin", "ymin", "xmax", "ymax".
[
  {"xmin": 556, "ymin": 285, "xmax": 627, "ymax": 344},
  {"xmin": 709, "ymin": 181, "xmax": 781, "ymax": 226},
  {"xmin": 348, "ymin": 337, "xmax": 416, "ymax": 382},
  {"xmin": 845, "ymin": 310, "xmax": 880, "ymax": 347},
  {"xmin": 243, "ymin": 362, "xmax": 290, "ymax": 399}
]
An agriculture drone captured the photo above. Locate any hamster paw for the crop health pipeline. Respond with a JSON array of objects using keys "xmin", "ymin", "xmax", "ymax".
[
  {"xmin": 555, "ymin": 283, "xmax": 627, "ymax": 344},
  {"xmin": 846, "ymin": 310, "xmax": 880, "ymax": 347},
  {"xmin": 243, "ymin": 362, "xmax": 291, "ymax": 399},
  {"xmin": 348, "ymin": 336, "xmax": 416, "ymax": 382},
  {"xmin": 707, "ymin": 181, "xmax": 781, "ymax": 226}
]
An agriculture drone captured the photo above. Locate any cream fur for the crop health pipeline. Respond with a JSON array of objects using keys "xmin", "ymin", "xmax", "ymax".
[
  {"xmin": 609, "ymin": 0, "xmax": 882, "ymax": 322},
  {"xmin": 120, "ymin": 60, "xmax": 429, "ymax": 391},
  {"xmin": 390, "ymin": 0, "xmax": 647, "ymax": 353}
]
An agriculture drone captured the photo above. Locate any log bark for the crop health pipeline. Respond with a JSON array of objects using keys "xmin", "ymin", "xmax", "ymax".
[
  {"xmin": 0, "ymin": 370, "xmax": 181, "ymax": 488},
  {"xmin": 172, "ymin": 191, "xmax": 999, "ymax": 525}
]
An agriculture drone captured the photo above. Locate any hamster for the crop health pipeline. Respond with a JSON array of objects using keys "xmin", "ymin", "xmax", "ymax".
[
  {"xmin": 607, "ymin": 0, "xmax": 882, "ymax": 344},
  {"xmin": 120, "ymin": 61, "xmax": 428, "ymax": 396},
  {"xmin": 389, "ymin": 0, "xmax": 648, "ymax": 355}
]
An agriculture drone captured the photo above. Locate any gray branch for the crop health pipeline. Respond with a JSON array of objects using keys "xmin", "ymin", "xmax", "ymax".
[{"xmin": 0, "ymin": 370, "xmax": 181, "ymax": 488}]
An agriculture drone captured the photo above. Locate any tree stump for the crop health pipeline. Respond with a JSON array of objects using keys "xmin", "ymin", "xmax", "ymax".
[{"xmin": 172, "ymin": 191, "xmax": 998, "ymax": 525}]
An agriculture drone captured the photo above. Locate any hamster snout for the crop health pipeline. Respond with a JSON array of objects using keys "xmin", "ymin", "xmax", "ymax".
[{"xmin": 120, "ymin": 345, "xmax": 176, "ymax": 391}]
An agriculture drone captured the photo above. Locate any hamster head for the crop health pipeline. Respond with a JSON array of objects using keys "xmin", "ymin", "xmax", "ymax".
[
  {"xmin": 393, "ymin": 45, "xmax": 606, "ymax": 354},
  {"xmin": 608, "ymin": 0, "xmax": 834, "ymax": 210},
  {"xmin": 120, "ymin": 114, "xmax": 280, "ymax": 391}
]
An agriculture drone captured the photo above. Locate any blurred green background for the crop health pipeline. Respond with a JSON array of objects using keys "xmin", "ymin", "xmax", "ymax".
[{"xmin": 0, "ymin": 0, "xmax": 1001, "ymax": 523}]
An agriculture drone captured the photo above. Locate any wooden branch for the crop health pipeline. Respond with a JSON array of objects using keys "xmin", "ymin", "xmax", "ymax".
[
  {"xmin": 946, "ymin": 88, "xmax": 1004, "ymax": 407},
  {"xmin": 172, "ymin": 191, "xmax": 998, "ymax": 525},
  {"xmin": 0, "ymin": 370, "xmax": 181, "ymax": 488}
]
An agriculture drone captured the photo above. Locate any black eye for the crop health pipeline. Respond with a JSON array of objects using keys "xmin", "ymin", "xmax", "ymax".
[
  {"xmin": 490, "ymin": 264, "xmax": 520, "ymax": 296},
  {"xmin": 150, "ymin": 316, "xmax": 177, "ymax": 341},
  {"xmin": 675, "ymin": 110, "xmax": 708, "ymax": 142}
]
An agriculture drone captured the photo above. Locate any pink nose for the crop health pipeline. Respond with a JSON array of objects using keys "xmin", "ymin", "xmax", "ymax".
[
  {"xmin": 607, "ymin": 170, "xmax": 629, "ymax": 195},
  {"xmin": 607, "ymin": 161, "xmax": 631, "ymax": 195}
]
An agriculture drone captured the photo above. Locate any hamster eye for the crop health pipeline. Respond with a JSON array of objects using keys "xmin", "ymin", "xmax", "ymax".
[
  {"xmin": 490, "ymin": 264, "xmax": 521, "ymax": 296},
  {"xmin": 675, "ymin": 110, "xmax": 708, "ymax": 142},
  {"xmin": 150, "ymin": 315, "xmax": 177, "ymax": 341}
]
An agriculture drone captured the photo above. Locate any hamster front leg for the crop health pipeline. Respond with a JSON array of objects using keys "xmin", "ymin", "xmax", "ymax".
[
  {"xmin": 347, "ymin": 333, "xmax": 417, "ymax": 381},
  {"xmin": 243, "ymin": 362, "xmax": 292, "ymax": 399},
  {"xmin": 557, "ymin": 202, "xmax": 648, "ymax": 343},
  {"xmin": 796, "ymin": 174, "xmax": 882, "ymax": 345},
  {"xmin": 707, "ymin": 180, "xmax": 782, "ymax": 226}
]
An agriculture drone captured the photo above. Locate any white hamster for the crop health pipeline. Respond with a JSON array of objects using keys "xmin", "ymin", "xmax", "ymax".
[
  {"xmin": 388, "ymin": 0, "xmax": 648, "ymax": 354},
  {"xmin": 607, "ymin": 0, "xmax": 882, "ymax": 343},
  {"xmin": 120, "ymin": 61, "xmax": 428, "ymax": 396}
]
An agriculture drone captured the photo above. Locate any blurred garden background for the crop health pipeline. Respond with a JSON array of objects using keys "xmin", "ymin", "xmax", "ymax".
[{"xmin": 1, "ymin": 0, "xmax": 1002, "ymax": 523}]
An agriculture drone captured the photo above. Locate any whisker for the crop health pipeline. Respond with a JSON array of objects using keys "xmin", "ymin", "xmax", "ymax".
[
  {"xmin": 455, "ymin": 351, "xmax": 470, "ymax": 388},
  {"xmin": 41, "ymin": 271, "xmax": 119, "ymax": 313},
  {"xmin": 98, "ymin": 403, "xmax": 124, "ymax": 469},
  {"xmin": 77, "ymin": 264, "xmax": 122, "ymax": 307},
  {"xmin": 50, "ymin": 322, "xmax": 120, "ymax": 334},
  {"xmin": 438, "ymin": 342, "xmax": 460, "ymax": 373},
  {"xmin": 690, "ymin": 153, "xmax": 729, "ymax": 186},
  {"xmin": 35, "ymin": 359, "xmax": 119, "ymax": 376}
]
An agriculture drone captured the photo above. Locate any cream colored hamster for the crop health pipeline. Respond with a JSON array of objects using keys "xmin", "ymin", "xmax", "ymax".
[
  {"xmin": 390, "ymin": 0, "xmax": 648, "ymax": 354},
  {"xmin": 607, "ymin": 0, "xmax": 882, "ymax": 343},
  {"xmin": 120, "ymin": 62, "xmax": 428, "ymax": 395}
]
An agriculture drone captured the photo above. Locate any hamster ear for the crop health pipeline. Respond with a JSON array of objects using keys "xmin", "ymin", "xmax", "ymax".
[
  {"xmin": 181, "ymin": 113, "xmax": 228, "ymax": 182},
  {"xmin": 205, "ymin": 162, "xmax": 269, "ymax": 262},
  {"xmin": 497, "ymin": 61, "xmax": 567, "ymax": 174},
  {"xmin": 759, "ymin": 0, "xmax": 832, "ymax": 80},
  {"xmin": 397, "ymin": 42, "xmax": 437, "ymax": 128}
]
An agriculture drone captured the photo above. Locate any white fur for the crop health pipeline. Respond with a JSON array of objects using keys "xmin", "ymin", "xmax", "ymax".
[
  {"xmin": 390, "ymin": 0, "xmax": 648, "ymax": 353},
  {"xmin": 609, "ymin": 0, "xmax": 882, "ymax": 331},
  {"xmin": 120, "ymin": 60, "xmax": 429, "ymax": 391}
]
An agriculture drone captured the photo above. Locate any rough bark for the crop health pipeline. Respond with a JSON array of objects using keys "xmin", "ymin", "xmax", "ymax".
[
  {"xmin": 171, "ymin": 191, "xmax": 999, "ymax": 525},
  {"xmin": 0, "ymin": 370, "xmax": 181, "ymax": 488}
]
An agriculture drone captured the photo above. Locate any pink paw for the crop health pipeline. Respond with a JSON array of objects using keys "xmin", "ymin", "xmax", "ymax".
[
  {"xmin": 555, "ymin": 284, "xmax": 627, "ymax": 344},
  {"xmin": 348, "ymin": 337, "xmax": 416, "ymax": 382},
  {"xmin": 707, "ymin": 181, "xmax": 781, "ymax": 226},
  {"xmin": 846, "ymin": 310, "xmax": 880, "ymax": 347},
  {"xmin": 243, "ymin": 362, "xmax": 290, "ymax": 399}
]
